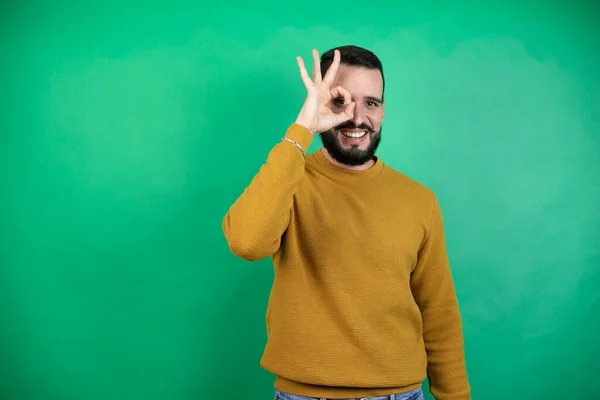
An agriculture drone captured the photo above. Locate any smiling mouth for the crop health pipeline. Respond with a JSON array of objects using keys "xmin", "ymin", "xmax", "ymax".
[{"xmin": 339, "ymin": 130, "xmax": 368, "ymax": 139}]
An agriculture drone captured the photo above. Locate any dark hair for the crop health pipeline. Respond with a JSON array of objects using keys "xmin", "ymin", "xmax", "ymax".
[{"xmin": 320, "ymin": 45, "xmax": 385, "ymax": 99}]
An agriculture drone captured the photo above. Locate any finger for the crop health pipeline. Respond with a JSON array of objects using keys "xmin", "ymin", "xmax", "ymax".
[
  {"xmin": 323, "ymin": 49, "xmax": 340, "ymax": 85},
  {"xmin": 312, "ymin": 49, "xmax": 322, "ymax": 83},
  {"xmin": 335, "ymin": 102, "xmax": 355, "ymax": 124},
  {"xmin": 330, "ymin": 85, "xmax": 352, "ymax": 105},
  {"xmin": 296, "ymin": 56, "xmax": 313, "ymax": 89}
]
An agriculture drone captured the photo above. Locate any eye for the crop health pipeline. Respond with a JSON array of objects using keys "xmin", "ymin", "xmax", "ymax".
[
  {"xmin": 366, "ymin": 101, "xmax": 378, "ymax": 107},
  {"xmin": 333, "ymin": 97, "xmax": 346, "ymax": 106}
]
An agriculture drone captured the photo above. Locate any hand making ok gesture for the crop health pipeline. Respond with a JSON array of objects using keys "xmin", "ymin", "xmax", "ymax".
[{"xmin": 295, "ymin": 49, "xmax": 356, "ymax": 135}]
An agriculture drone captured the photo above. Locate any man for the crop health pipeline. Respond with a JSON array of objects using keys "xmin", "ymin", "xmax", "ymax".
[{"xmin": 222, "ymin": 45, "xmax": 471, "ymax": 400}]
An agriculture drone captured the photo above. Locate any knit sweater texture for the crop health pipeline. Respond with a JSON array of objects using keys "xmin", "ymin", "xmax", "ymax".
[{"xmin": 222, "ymin": 123, "xmax": 470, "ymax": 399}]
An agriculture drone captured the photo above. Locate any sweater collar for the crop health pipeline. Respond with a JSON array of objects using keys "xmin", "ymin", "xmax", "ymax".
[{"xmin": 312, "ymin": 147, "xmax": 385, "ymax": 180}]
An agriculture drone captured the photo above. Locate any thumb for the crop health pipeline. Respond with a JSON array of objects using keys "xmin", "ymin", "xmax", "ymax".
[{"xmin": 335, "ymin": 102, "xmax": 355, "ymax": 124}]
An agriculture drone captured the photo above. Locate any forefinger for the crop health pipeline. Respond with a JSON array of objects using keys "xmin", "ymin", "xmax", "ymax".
[{"xmin": 330, "ymin": 85, "xmax": 352, "ymax": 105}]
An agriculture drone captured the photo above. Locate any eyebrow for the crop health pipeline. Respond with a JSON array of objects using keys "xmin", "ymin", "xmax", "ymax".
[{"xmin": 365, "ymin": 96, "xmax": 383, "ymax": 104}]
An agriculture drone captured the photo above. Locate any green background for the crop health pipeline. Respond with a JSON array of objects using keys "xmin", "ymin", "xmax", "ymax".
[{"xmin": 1, "ymin": 0, "xmax": 599, "ymax": 399}]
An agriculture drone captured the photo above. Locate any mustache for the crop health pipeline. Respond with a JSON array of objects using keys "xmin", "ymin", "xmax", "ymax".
[{"xmin": 334, "ymin": 122, "xmax": 374, "ymax": 133}]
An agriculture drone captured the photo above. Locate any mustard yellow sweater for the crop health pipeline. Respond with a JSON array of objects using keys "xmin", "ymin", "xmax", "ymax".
[{"xmin": 222, "ymin": 124, "xmax": 470, "ymax": 399}]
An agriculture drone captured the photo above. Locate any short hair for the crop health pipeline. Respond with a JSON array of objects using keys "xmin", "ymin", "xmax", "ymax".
[{"xmin": 320, "ymin": 45, "xmax": 385, "ymax": 99}]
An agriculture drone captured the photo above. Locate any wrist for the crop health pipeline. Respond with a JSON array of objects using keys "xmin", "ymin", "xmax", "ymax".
[
  {"xmin": 285, "ymin": 123, "xmax": 315, "ymax": 152},
  {"xmin": 294, "ymin": 119, "xmax": 316, "ymax": 135}
]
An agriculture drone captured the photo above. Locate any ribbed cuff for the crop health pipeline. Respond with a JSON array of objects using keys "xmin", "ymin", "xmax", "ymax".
[{"xmin": 284, "ymin": 123, "xmax": 314, "ymax": 155}]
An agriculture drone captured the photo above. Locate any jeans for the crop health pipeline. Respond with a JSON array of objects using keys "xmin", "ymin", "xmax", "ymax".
[{"xmin": 274, "ymin": 386, "xmax": 425, "ymax": 400}]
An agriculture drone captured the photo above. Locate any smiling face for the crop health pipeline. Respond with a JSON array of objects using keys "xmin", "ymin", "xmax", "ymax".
[{"xmin": 320, "ymin": 64, "xmax": 385, "ymax": 168}]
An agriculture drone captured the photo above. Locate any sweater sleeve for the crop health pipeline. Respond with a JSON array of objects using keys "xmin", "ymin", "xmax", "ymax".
[
  {"xmin": 222, "ymin": 123, "xmax": 314, "ymax": 261},
  {"xmin": 410, "ymin": 193, "xmax": 471, "ymax": 400}
]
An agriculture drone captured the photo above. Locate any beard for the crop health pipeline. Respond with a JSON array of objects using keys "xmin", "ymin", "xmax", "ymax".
[{"xmin": 320, "ymin": 122, "xmax": 382, "ymax": 166}]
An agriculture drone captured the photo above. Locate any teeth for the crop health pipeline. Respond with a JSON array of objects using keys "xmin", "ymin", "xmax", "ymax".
[{"xmin": 341, "ymin": 130, "xmax": 367, "ymax": 138}]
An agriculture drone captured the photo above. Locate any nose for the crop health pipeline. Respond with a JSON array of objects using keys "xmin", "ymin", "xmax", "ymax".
[{"xmin": 351, "ymin": 103, "xmax": 365, "ymax": 126}]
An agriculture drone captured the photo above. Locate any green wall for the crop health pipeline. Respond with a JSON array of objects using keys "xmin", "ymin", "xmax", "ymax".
[{"xmin": 1, "ymin": 1, "xmax": 599, "ymax": 399}]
